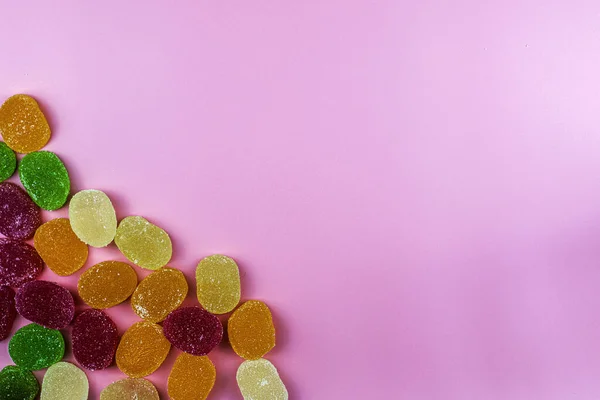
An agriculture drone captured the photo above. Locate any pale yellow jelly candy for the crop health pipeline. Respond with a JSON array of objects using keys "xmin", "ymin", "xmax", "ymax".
[
  {"xmin": 131, "ymin": 267, "xmax": 187, "ymax": 322},
  {"xmin": 167, "ymin": 353, "xmax": 216, "ymax": 400},
  {"xmin": 115, "ymin": 216, "xmax": 172, "ymax": 270},
  {"xmin": 69, "ymin": 189, "xmax": 117, "ymax": 247},
  {"xmin": 100, "ymin": 378, "xmax": 159, "ymax": 400},
  {"xmin": 78, "ymin": 261, "xmax": 138, "ymax": 309},
  {"xmin": 228, "ymin": 300, "xmax": 276, "ymax": 360},
  {"xmin": 236, "ymin": 359, "xmax": 288, "ymax": 400},
  {"xmin": 196, "ymin": 254, "xmax": 241, "ymax": 314},
  {"xmin": 0, "ymin": 94, "xmax": 51, "ymax": 153},
  {"xmin": 34, "ymin": 218, "xmax": 88, "ymax": 276},
  {"xmin": 40, "ymin": 362, "xmax": 89, "ymax": 400},
  {"xmin": 116, "ymin": 321, "xmax": 171, "ymax": 378}
]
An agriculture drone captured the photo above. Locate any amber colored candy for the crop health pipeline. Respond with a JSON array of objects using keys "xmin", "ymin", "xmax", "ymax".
[
  {"xmin": 0, "ymin": 94, "xmax": 51, "ymax": 153},
  {"xmin": 167, "ymin": 353, "xmax": 216, "ymax": 400},
  {"xmin": 34, "ymin": 218, "xmax": 88, "ymax": 276},
  {"xmin": 115, "ymin": 321, "xmax": 171, "ymax": 378},
  {"xmin": 114, "ymin": 216, "xmax": 172, "ymax": 270},
  {"xmin": 69, "ymin": 189, "xmax": 117, "ymax": 247},
  {"xmin": 228, "ymin": 300, "xmax": 276, "ymax": 360},
  {"xmin": 78, "ymin": 261, "xmax": 137, "ymax": 309},
  {"xmin": 40, "ymin": 362, "xmax": 88, "ymax": 400},
  {"xmin": 100, "ymin": 378, "xmax": 159, "ymax": 400},
  {"xmin": 196, "ymin": 254, "xmax": 241, "ymax": 314},
  {"xmin": 130, "ymin": 267, "xmax": 187, "ymax": 323},
  {"xmin": 236, "ymin": 359, "xmax": 288, "ymax": 400}
]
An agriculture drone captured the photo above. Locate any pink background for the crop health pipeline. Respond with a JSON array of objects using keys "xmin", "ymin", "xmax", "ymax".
[{"xmin": 1, "ymin": 1, "xmax": 600, "ymax": 399}]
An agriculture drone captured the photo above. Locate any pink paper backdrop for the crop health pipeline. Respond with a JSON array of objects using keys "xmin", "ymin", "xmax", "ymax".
[{"xmin": 1, "ymin": 1, "xmax": 600, "ymax": 399}]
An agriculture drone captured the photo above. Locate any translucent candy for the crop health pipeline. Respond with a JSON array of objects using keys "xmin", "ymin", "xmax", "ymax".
[
  {"xmin": 228, "ymin": 300, "xmax": 276, "ymax": 360},
  {"xmin": 167, "ymin": 353, "xmax": 216, "ymax": 400},
  {"xmin": 236, "ymin": 359, "xmax": 288, "ymax": 400},
  {"xmin": 0, "ymin": 239, "xmax": 44, "ymax": 287},
  {"xmin": 69, "ymin": 189, "xmax": 117, "ymax": 247},
  {"xmin": 163, "ymin": 306, "xmax": 223, "ymax": 356},
  {"xmin": 40, "ymin": 362, "xmax": 88, "ymax": 400},
  {"xmin": 0, "ymin": 182, "xmax": 41, "ymax": 240},
  {"xmin": 19, "ymin": 151, "xmax": 70, "ymax": 211},
  {"xmin": 196, "ymin": 254, "xmax": 241, "ymax": 314},
  {"xmin": 34, "ymin": 218, "xmax": 88, "ymax": 276},
  {"xmin": 0, "ymin": 365, "xmax": 39, "ymax": 400},
  {"xmin": 78, "ymin": 261, "xmax": 137, "ymax": 309},
  {"xmin": 15, "ymin": 280, "xmax": 75, "ymax": 329},
  {"xmin": 115, "ymin": 216, "xmax": 172, "ymax": 270},
  {"xmin": 0, "ymin": 286, "xmax": 16, "ymax": 340},
  {"xmin": 72, "ymin": 309, "xmax": 118, "ymax": 370},
  {"xmin": 100, "ymin": 378, "xmax": 159, "ymax": 400},
  {"xmin": 131, "ymin": 267, "xmax": 187, "ymax": 323},
  {"xmin": 115, "ymin": 321, "xmax": 171, "ymax": 378},
  {"xmin": 9, "ymin": 323, "xmax": 64, "ymax": 370},
  {"xmin": 0, "ymin": 142, "xmax": 16, "ymax": 182},
  {"xmin": 0, "ymin": 94, "xmax": 51, "ymax": 153}
]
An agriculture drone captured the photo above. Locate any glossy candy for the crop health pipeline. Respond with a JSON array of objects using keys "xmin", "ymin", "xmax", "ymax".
[
  {"xmin": 34, "ymin": 218, "xmax": 88, "ymax": 276},
  {"xmin": 131, "ymin": 267, "xmax": 187, "ymax": 322},
  {"xmin": 0, "ymin": 286, "xmax": 16, "ymax": 340},
  {"xmin": 115, "ymin": 216, "xmax": 172, "ymax": 270},
  {"xmin": 9, "ymin": 323, "xmax": 64, "ymax": 370},
  {"xmin": 69, "ymin": 189, "xmax": 117, "ymax": 247},
  {"xmin": 228, "ymin": 300, "xmax": 276, "ymax": 360},
  {"xmin": 115, "ymin": 321, "xmax": 171, "ymax": 378},
  {"xmin": 41, "ymin": 362, "xmax": 88, "ymax": 400},
  {"xmin": 236, "ymin": 359, "xmax": 288, "ymax": 400},
  {"xmin": 15, "ymin": 280, "xmax": 75, "ymax": 329},
  {"xmin": 0, "ymin": 94, "xmax": 51, "ymax": 153},
  {"xmin": 72, "ymin": 309, "xmax": 119, "ymax": 370},
  {"xmin": 0, "ymin": 239, "xmax": 44, "ymax": 287},
  {"xmin": 167, "ymin": 353, "xmax": 216, "ymax": 400},
  {"xmin": 0, "ymin": 182, "xmax": 41, "ymax": 240},
  {"xmin": 19, "ymin": 151, "xmax": 70, "ymax": 210},
  {"xmin": 0, "ymin": 365, "xmax": 39, "ymax": 400},
  {"xmin": 0, "ymin": 142, "xmax": 16, "ymax": 182},
  {"xmin": 196, "ymin": 254, "xmax": 241, "ymax": 314},
  {"xmin": 163, "ymin": 306, "xmax": 223, "ymax": 356},
  {"xmin": 78, "ymin": 261, "xmax": 137, "ymax": 309},
  {"xmin": 100, "ymin": 378, "xmax": 159, "ymax": 400}
]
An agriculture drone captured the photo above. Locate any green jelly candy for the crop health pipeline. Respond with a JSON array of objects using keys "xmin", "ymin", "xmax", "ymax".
[
  {"xmin": 0, "ymin": 142, "xmax": 16, "ymax": 182},
  {"xmin": 19, "ymin": 151, "xmax": 70, "ymax": 210},
  {"xmin": 9, "ymin": 323, "xmax": 65, "ymax": 370},
  {"xmin": 0, "ymin": 365, "xmax": 39, "ymax": 400}
]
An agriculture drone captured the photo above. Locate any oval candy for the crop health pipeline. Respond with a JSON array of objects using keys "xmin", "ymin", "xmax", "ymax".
[
  {"xmin": 168, "ymin": 353, "xmax": 216, "ymax": 400},
  {"xmin": 34, "ymin": 218, "xmax": 88, "ymax": 276},
  {"xmin": 72, "ymin": 309, "xmax": 119, "ymax": 371},
  {"xmin": 196, "ymin": 254, "xmax": 241, "ymax": 314},
  {"xmin": 236, "ymin": 359, "xmax": 289, "ymax": 400},
  {"xmin": 0, "ymin": 142, "xmax": 16, "ymax": 182},
  {"xmin": 19, "ymin": 151, "xmax": 70, "ymax": 210},
  {"xmin": 0, "ymin": 182, "xmax": 41, "ymax": 240},
  {"xmin": 69, "ymin": 189, "xmax": 117, "ymax": 247},
  {"xmin": 0, "ymin": 365, "xmax": 39, "ymax": 400},
  {"xmin": 0, "ymin": 94, "xmax": 51, "ymax": 153},
  {"xmin": 15, "ymin": 280, "xmax": 75, "ymax": 329},
  {"xmin": 100, "ymin": 378, "xmax": 159, "ymax": 400},
  {"xmin": 0, "ymin": 285, "xmax": 16, "ymax": 340},
  {"xmin": 131, "ymin": 267, "xmax": 187, "ymax": 323},
  {"xmin": 78, "ymin": 261, "xmax": 137, "ymax": 309},
  {"xmin": 163, "ymin": 306, "xmax": 223, "ymax": 356},
  {"xmin": 228, "ymin": 300, "xmax": 276, "ymax": 360},
  {"xmin": 115, "ymin": 216, "xmax": 172, "ymax": 270},
  {"xmin": 0, "ymin": 239, "xmax": 44, "ymax": 287},
  {"xmin": 9, "ymin": 323, "xmax": 65, "ymax": 370},
  {"xmin": 115, "ymin": 321, "xmax": 171, "ymax": 378},
  {"xmin": 40, "ymin": 362, "xmax": 88, "ymax": 400}
]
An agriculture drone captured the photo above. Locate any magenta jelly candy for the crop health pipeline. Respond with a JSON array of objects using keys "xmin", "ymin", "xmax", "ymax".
[
  {"xmin": 72, "ymin": 309, "xmax": 118, "ymax": 371},
  {"xmin": 0, "ymin": 286, "xmax": 16, "ymax": 340},
  {"xmin": 163, "ymin": 307, "xmax": 223, "ymax": 356},
  {"xmin": 0, "ymin": 239, "xmax": 44, "ymax": 287},
  {"xmin": 0, "ymin": 182, "xmax": 41, "ymax": 240},
  {"xmin": 15, "ymin": 281, "xmax": 75, "ymax": 329}
]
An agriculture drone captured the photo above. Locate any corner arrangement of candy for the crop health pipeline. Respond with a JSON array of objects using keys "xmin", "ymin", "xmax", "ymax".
[{"xmin": 0, "ymin": 94, "xmax": 288, "ymax": 400}]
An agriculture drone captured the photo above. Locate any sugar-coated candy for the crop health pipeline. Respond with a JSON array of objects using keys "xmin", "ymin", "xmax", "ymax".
[
  {"xmin": 100, "ymin": 378, "xmax": 159, "ymax": 400},
  {"xmin": 0, "ymin": 142, "xmax": 16, "ymax": 182},
  {"xmin": 78, "ymin": 261, "xmax": 137, "ymax": 309},
  {"xmin": 0, "ymin": 94, "xmax": 50, "ymax": 153},
  {"xmin": 228, "ymin": 300, "xmax": 276, "ymax": 360},
  {"xmin": 9, "ymin": 323, "xmax": 64, "ymax": 370},
  {"xmin": 72, "ymin": 309, "xmax": 118, "ymax": 370},
  {"xmin": 236, "ymin": 359, "xmax": 288, "ymax": 400},
  {"xmin": 196, "ymin": 254, "xmax": 241, "ymax": 314},
  {"xmin": 0, "ymin": 182, "xmax": 41, "ymax": 240},
  {"xmin": 15, "ymin": 280, "xmax": 75, "ymax": 329},
  {"xmin": 116, "ymin": 321, "xmax": 171, "ymax": 378},
  {"xmin": 131, "ymin": 267, "xmax": 187, "ymax": 322},
  {"xmin": 0, "ymin": 365, "xmax": 39, "ymax": 400},
  {"xmin": 0, "ymin": 286, "xmax": 16, "ymax": 340},
  {"xmin": 34, "ymin": 218, "xmax": 88, "ymax": 276},
  {"xmin": 19, "ymin": 151, "xmax": 70, "ymax": 210},
  {"xmin": 167, "ymin": 353, "xmax": 216, "ymax": 400},
  {"xmin": 163, "ymin": 306, "xmax": 222, "ymax": 356},
  {"xmin": 115, "ymin": 216, "xmax": 172, "ymax": 270},
  {"xmin": 0, "ymin": 239, "xmax": 44, "ymax": 287},
  {"xmin": 40, "ymin": 362, "xmax": 88, "ymax": 400},
  {"xmin": 69, "ymin": 189, "xmax": 117, "ymax": 247}
]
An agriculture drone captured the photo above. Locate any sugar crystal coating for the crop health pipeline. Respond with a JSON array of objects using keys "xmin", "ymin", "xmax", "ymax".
[
  {"xmin": 19, "ymin": 151, "xmax": 70, "ymax": 210},
  {"xmin": 131, "ymin": 267, "xmax": 187, "ymax": 322},
  {"xmin": 115, "ymin": 321, "xmax": 171, "ymax": 378},
  {"xmin": 78, "ymin": 261, "xmax": 137, "ymax": 309},
  {"xmin": 15, "ymin": 280, "xmax": 75, "ymax": 329},
  {"xmin": 163, "ymin": 306, "xmax": 223, "ymax": 356},
  {"xmin": 0, "ymin": 238, "xmax": 44, "ymax": 287},
  {"xmin": 196, "ymin": 254, "xmax": 241, "ymax": 314},
  {"xmin": 0, "ymin": 142, "xmax": 16, "ymax": 182},
  {"xmin": 40, "ymin": 362, "xmax": 88, "ymax": 400},
  {"xmin": 72, "ymin": 309, "xmax": 119, "ymax": 370},
  {"xmin": 236, "ymin": 359, "xmax": 288, "ymax": 400},
  {"xmin": 8, "ymin": 323, "xmax": 64, "ymax": 370},
  {"xmin": 0, "ymin": 94, "xmax": 51, "ymax": 153},
  {"xmin": 0, "ymin": 182, "xmax": 41, "ymax": 240},
  {"xmin": 0, "ymin": 286, "xmax": 16, "ymax": 340},
  {"xmin": 0, "ymin": 365, "xmax": 39, "ymax": 400},
  {"xmin": 100, "ymin": 378, "xmax": 159, "ymax": 400},
  {"xmin": 69, "ymin": 189, "xmax": 117, "ymax": 247},
  {"xmin": 168, "ymin": 353, "xmax": 216, "ymax": 400},
  {"xmin": 34, "ymin": 218, "xmax": 88, "ymax": 276},
  {"xmin": 228, "ymin": 300, "xmax": 276, "ymax": 360},
  {"xmin": 115, "ymin": 216, "xmax": 172, "ymax": 270}
]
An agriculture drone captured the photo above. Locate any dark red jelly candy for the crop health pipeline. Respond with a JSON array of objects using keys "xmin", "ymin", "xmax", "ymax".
[
  {"xmin": 0, "ymin": 239, "xmax": 44, "ymax": 287},
  {"xmin": 0, "ymin": 182, "xmax": 41, "ymax": 240},
  {"xmin": 72, "ymin": 309, "xmax": 118, "ymax": 370},
  {"xmin": 15, "ymin": 280, "xmax": 75, "ymax": 329},
  {"xmin": 163, "ymin": 306, "xmax": 223, "ymax": 356},
  {"xmin": 0, "ymin": 286, "xmax": 16, "ymax": 340}
]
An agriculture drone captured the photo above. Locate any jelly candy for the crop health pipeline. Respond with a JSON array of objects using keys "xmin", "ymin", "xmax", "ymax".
[
  {"xmin": 0, "ymin": 365, "xmax": 39, "ymax": 400},
  {"xmin": 0, "ymin": 286, "xmax": 16, "ymax": 340},
  {"xmin": 196, "ymin": 254, "xmax": 241, "ymax": 314},
  {"xmin": 228, "ymin": 300, "xmax": 276, "ymax": 360},
  {"xmin": 34, "ymin": 218, "xmax": 88, "ymax": 276},
  {"xmin": 131, "ymin": 267, "xmax": 187, "ymax": 322},
  {"xmin": 0, "ymin": 182, "xmax": 41, "ymax": 240},
  {"xmin": 72, "ymin": 309, "xmax": 118, "ymax": 370},
  {"xmin": 9, "ymin": 323, "xmax": 64, "ymax": 370},
  {"xmin": 167, "ymin": 353, "xmax": 216, "ymax": 400},
  {"xmin": 69, "ymin": 189, "xmax": 117, "ymax": 247},
  {"xmin": 236, "ymin": 359, "xmax": 288, "ymax": 400},
  {"xmin": 15, "ymin": 280, "xmax": 75, "ymax": 329},
  {"xmin": 0, "ymin": 94, "xmax": 51, "ymax": 153},
  {"xmin": 163, "ymin": 306, "xmax": 222, "ymax": 356},
  {"xmin": 100, "ymin": 378, "xmax": 159, "ymax": 400},
  {"xmin": 78, "ymin": 261, "xmax": 137, "ymax": 309},
  {"xmin": 0, "ymin": 239, "xmax": 44, "ymax": 287},
  {"xmin": 0, "ymin": 142, "xmax": 16, "ymax": 182},
  {"xmin": 19, "ymin": 151, "xmax": 70, "ymax": 210},
  {"xmin": 40, "ymin": 362, "xmax": 88, "ymax": 400},
  {"xmin": 115, "ymin": 216, "xmax": 172, "ymax": 270},
  {"xmin": 115, "ymin": 321, "xmax": 171, "ymax": 378}
]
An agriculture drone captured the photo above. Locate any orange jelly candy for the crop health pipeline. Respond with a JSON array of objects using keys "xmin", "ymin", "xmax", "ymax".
[
  {"xmin": 130, "ymin": 267, "xmax": 187, "ymax": 323},
  {"xmin": 34, "ymin": 218, "xmax": 88, "ymax": 276},
  {"xmin": 228, "ymin": 300, "xmax": 276, "ymax": 360},
  {"xmin": 78, "ymin": 261, "xmax": 137, "ymax": 309},
  {"xmin": 115, "ymin": 321, "xmax": 171, "ymax": 378},
  {"xmin": 167, "ymin": 353, "xmax": 216, "ymax": 400},
  {"xmin": 0, "ymin": 94, "xmax": 51, "ymax": 153}
]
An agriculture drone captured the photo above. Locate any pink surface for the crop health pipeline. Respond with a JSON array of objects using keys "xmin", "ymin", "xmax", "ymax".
[{"xmin": 1, "ymin": 1, "xmax": 600, "ymax": 399}]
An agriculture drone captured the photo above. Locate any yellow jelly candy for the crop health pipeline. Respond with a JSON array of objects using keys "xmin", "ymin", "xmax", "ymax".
[
  {"xmin": 100, "ymin": 378, "xmax": 159, "ymax": 400},
  {"xmin": 116, "ymin": 321, "xmax": 171, "ymax": 378},
  {"xmin": 78, "ymin": 261, "xmax": 138, "ymax": 309},
  {"xmin": 115, "ymin": 216, "xmax": 172, "ymax": 270},
  {"xmin": 0, "ymin": 94, "xmax": 51, "ymax": 153},
  {"xmin": 228, "ymin": 300, "xmax": 276, "ymax": 360},
  {"xmin": 236, "ymin": 359, "xmax": 288, "ymax": 400},
  {"xmin": 131, "ymin": 267, "xmax": 187, "ymax": 322},
  {"xmin": 40, "ymin": 362, "xmax": 89, "ymax": 400},
  {"xmin": 167, "ymin": 353, "xmax": 216, "ymax": 400},
  {"xmin": 69, "ymin": 190, "xmax": 117, "ymax": 247},
  {"xmin": 196, "ymin": 254, "xmax": 241, "ymax": 314},
  {"xmin": 34, "ymin": 218, "xmax": 88, "ymax": 276}
]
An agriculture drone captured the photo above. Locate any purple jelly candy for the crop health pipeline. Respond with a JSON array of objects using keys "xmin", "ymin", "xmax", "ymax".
[
  {"xmin": 72, "ymin": 309, "xmax": 118, "ymax": 370},
  {"xmin": 15, "ymin": 280, "xmax": 75, "ymax": 329},
  {"xmin": 163, "ymin": 306, "xmax": 223, "ymax": 356},
  {"xmin": 0, "ymin": 239, "xmax": 44, "ymax": 287},
  {"xmin": 0, "ymin": 286, "xmax": 16, "ymax": 340},
  {"xmin": 0, "ymin": 182, "xmax": 41, "ymax": 240}
]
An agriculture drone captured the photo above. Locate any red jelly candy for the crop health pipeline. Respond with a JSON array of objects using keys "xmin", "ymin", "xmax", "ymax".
[
  {"xmin": 72, "ymin": 309, "xmax": 118, "ymax": 370},
  {"xmin": 0, "ymin": 286, "xmax": 16, "ymax": 340},
  {"xmin": 15, "ymin": 280, "xmax": 75, "ymax": 329},
  {"xmin": 0, "ymin": 182, "xmax": 41, "ymax": 240},
  {"xmin": 0, "ymin": 239, "xmax": 44, "ymax": 287},
  {"xmin": 163, "ymin": 307, "xmax": 223, "ymax": 356}
]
